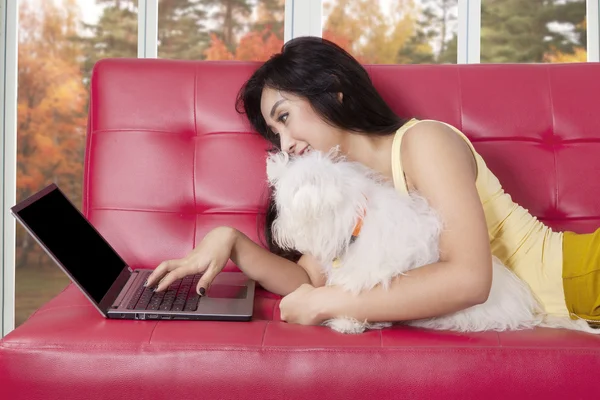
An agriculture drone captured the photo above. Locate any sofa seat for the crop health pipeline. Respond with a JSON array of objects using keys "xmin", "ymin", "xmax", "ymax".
[{"xmin": 2, "ymin": 281, "xmax": 600, "ymax": 400}]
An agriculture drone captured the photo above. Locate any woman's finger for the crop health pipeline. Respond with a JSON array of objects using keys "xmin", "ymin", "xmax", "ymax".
[
  {"xmin": 146, "ymin": 259, "xmax": 180, "ymax": 287},
  {"xmin": 195, "ymin": 263, "xmax": 221, "ymax": 296},
  {"xmin": 279, "ymin": 299, "xmax": 287, "ymax": 321},
  {"xmin": 154, "ymin": 265, "xmax": 191, "ymax": 292}
]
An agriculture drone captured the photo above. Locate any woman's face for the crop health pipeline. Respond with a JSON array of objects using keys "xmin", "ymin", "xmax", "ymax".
[{"xmin": 260, "ymin": 87, "xmax": 343, "ymax": 156}]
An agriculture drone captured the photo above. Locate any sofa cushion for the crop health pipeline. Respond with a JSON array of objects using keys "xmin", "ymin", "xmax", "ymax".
[{"xmin": 2, "ymin": 282, "xmax": 600, "ymax": 399}]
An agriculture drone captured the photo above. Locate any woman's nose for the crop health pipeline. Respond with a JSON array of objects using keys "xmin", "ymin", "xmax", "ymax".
[{"xmin": 280, "ymin": 136, "xmax": 296, "ymax": 154}]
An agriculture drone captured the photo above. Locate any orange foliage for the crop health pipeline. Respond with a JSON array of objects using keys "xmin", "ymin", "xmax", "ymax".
[
  {"xmin": 544, "ymin": 46, "xmax": 587, "ymax": 63},
  {"xmin": 323, "ymin": 29, "xmax": 359, "ymax": 61},
  {"xmin": 235, "ymin": 29, "xmax": 283, "ymax": 61},
  {"xmin": 204, "ymin": 33, "xmax": 235, "ymax": 61},
  {"xmin": 17, "ymin": 0, "xmax": 87, "ymax": 266},
  {"xmin": 205, "ymin": 28, "xmax": 283, "ymax": 62},
  {"xmin": 204, "ymin": 27, "xmax": 357, "ymax": 63},
  {"xmin": 18, "ymin": 0, "xmax": 87, "ymax": 200}
]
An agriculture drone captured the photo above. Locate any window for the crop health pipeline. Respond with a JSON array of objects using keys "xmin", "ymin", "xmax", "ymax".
[
  {"xmin": 157, "ymin": 0, "xmax": 286, "ymax": 61},
  {"xmin": 481, "ymin": 0, "xmax": 587, "ymax": 63},
  {"xmin": 15, "ymin": 0, "xmax": 138, "ymax": 328},
  {"xmin": 322, "ymin": 0, "xmax": 459, "ymax": 64}
]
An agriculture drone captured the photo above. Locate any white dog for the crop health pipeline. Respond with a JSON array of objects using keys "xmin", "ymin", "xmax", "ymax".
[{"xmin": 266, "ymin": 148, "xmax": 600, "ymax": 335}]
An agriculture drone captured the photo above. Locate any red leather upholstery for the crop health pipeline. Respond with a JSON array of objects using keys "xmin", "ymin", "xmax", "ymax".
[{"xmin": 2, "ymin": 59, "xmax": 600, "ymax": 400}]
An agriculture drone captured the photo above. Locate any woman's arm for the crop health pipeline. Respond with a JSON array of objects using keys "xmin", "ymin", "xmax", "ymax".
[
  {"xmin": 147, "ymin": 226, "xmax": 312, "ymax": 295},
  {"xmin": 230, "ymin": 229, "xmax": 313, "ymax": 295},
  {"xmin": 297, "ymin": 121, "xmax": 494, "ymax": 323},
  {"xmin": 313, "ymin": 259, "xmax": 487, "ymax": 323}
]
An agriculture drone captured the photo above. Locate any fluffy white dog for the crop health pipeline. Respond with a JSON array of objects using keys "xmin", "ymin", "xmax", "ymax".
[{"xmin": 266, "ymin": 148, "xmax": 599, "ymax": 335}]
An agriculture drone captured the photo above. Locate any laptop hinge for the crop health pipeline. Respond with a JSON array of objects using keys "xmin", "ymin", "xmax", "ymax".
[
  {"xmin": 111, "ymin": 270, "xmax": 140, "ymax": 310},
  {"xmin": 99, "ymin": 266, "xmax": 133, "ymax": 312}
]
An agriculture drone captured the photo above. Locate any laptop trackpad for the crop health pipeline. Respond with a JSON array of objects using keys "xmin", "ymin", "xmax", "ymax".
[{"xmin": 207, "ymin": 284, "xmax": 247, "ymax": 299}]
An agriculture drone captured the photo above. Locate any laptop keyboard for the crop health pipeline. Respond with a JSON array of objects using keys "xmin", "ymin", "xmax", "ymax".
[{"xmin": 126, "ymin": 274, "xmax": 202, "ymax": 312}]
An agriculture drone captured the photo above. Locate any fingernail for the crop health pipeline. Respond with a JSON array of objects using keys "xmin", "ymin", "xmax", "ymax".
[
  {"xmin": 143, "ymin": 279, "xmax": 148, "ymax": 287},
  {"xmin": 198, "ymin": 287, "xmax": 206, "ymax": 296}
]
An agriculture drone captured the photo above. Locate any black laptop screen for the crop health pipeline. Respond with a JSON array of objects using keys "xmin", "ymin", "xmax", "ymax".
[{"xmin": 15, "ymin": 188, "xmax": 126, "ymax": 304}]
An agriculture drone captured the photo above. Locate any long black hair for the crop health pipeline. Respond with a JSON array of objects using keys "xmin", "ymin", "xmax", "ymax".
[{"xmin": 235, "ymin": 36, "xmax": 409, "ymax": 262}]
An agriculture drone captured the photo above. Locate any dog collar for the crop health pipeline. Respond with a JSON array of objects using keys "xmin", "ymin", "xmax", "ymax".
[
  {"xmin": 332, "ymin": 211, "xmax": 365, "ymax": 269},
  {"xmin": 349, "ymin": 214, "xmax": 363, "ymax": 244}
]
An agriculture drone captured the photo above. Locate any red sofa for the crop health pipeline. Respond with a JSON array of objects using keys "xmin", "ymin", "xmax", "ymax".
[{"xmin": 2, "ymin": 58, "xmax": 600, "ymax": 399}]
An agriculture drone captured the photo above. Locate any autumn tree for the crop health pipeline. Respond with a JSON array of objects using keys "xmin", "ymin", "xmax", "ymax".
[
  {"xmin": 204, "ymin": 0, "xmax": 285, "ymax": 61},
  {"xmin": 253, "ymin": 0, "xmax": 285, "ymax": 39},
  {"xmin": 544, "ymin": 46, "xmax": 587, "ymax": 62},
  {"xmin": 17, "ymin": 0, "xmax": 87, "ymax": 266},
  {"xmin": 323, "ymin": 0, "xmax": 436, "ymax": 64}
]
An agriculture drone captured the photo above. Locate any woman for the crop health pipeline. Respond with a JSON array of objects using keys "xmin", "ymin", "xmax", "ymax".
[{"xmin": 145, "ymin": 37, "xmax": 600, "ymax": 327}]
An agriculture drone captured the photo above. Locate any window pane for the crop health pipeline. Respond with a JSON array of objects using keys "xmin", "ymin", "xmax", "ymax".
[
  {"xmin": 481, "ymin": 0, "xmax": 587, "ymax": 63},
  {"xmin": 16, "ymin": 0, "xmax": 138, "ymax": 328},
  {"xmin": 157, "ymin": 0, "xmax": 285, "ymax": 61},
  {"xmin": 322, "ymin": 0, "xmax": 459, "ymax": 64}
]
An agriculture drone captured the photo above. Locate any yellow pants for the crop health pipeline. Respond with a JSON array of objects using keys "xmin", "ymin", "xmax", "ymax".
[{"xmin": 562, "ymin": 227, "xmax": 600, "ymax": 322}]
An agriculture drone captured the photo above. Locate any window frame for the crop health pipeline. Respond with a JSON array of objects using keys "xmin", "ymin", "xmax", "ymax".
[{"xmin": 1, "ymin": 0, "xmax": 18, "ymax": 338}]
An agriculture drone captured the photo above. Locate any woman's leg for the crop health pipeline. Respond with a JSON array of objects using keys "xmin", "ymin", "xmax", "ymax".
[{"xmin": 562, "ymin": 227, "xmax": 600, "ymax": 324}]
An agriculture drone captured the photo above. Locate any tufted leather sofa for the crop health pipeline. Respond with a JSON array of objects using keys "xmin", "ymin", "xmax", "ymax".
[{"xmin": 1, "ymin": 59, "xmax": 600, "ymax": 400}]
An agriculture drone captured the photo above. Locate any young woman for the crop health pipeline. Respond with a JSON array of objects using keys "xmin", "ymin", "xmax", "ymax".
[{"xmin": 146, "ymin": 37, "xmax": 600, "ymax": 327}]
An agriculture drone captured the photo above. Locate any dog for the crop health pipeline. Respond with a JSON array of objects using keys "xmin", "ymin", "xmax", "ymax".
[{"xmin": 266, "ymin": 148, "xmax": 600, "ymax": 335}]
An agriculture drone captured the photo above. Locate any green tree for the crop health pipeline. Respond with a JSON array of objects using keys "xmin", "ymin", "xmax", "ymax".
[
  {"xmin": 158, "ymin": 0, "xmax": 211, "ymax": 60},
  {"xmin": 437, "ymin": 32, "xmax": 458, "ymax": 63},
  {"xmin": 202, "ymin": 0, "xmax": 252, "ymax": 52},
  {"xmin": 79, "ymin": 0, "xmax": 138, "ymax": 84},
  {"xmin": 410, "ymin": 0, "xmax": 458, "ymax": 63},
  {"xmin": 80, "ymin": 0, "xmax": 218, "ymax": 73},
  {"xmin": 481, "ymin": 0, "xmax": 586, "ymax": 63}
]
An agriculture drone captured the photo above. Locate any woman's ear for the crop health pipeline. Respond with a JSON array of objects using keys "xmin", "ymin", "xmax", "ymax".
[{"xmin": 337, "ymin": 92, "xmax": 343, "ymax": 102}]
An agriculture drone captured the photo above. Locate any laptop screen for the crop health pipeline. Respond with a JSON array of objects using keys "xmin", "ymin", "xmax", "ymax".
[{"xmin": 13, "ymin": 187, "xmax": 127, "ymax": 304}]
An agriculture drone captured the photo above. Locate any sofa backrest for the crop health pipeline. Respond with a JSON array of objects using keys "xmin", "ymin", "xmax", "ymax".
[{"xmin": 84, "ymin": 59, "xmax": 600, "ymax": 269}]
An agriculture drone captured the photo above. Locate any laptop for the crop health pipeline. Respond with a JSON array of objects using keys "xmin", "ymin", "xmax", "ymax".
[{"xmin": 10, "ymin": 183, "xmax": 255, "ymax": 321}]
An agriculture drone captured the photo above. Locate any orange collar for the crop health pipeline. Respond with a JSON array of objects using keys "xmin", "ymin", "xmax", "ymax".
[
  {"xmin": 332, "ymin": 208, "xmax": 365, "ymax": 268},
  {"xmin": 349, "ymin": 214, "xmax": 364, "ymax": 244}
]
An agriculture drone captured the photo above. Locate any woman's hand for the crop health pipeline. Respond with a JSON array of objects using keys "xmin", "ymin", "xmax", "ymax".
[
  {"xmin": 145, "ymin": 226, "xmax": 237, "ymax": 296},
  {"xmin": 279, "ymin": 283, "xmax": 331, "ymax": 325}
]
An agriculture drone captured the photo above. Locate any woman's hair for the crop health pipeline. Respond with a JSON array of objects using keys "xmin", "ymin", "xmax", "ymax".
[{"xmin": 235, "ymin": 36, "xmax": 408, "ymax": 262}]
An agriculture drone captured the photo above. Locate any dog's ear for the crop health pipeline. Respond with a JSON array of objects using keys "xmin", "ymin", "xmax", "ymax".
[
  {"xmin": 291, "ymin": 183, "xmax": 343, "ymax": 217},
  {"xmin": 266, "ymin": 151, "xmax": 290, "ymax": 185}
]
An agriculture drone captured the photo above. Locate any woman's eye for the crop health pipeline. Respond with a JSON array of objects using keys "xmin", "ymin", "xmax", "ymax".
[{"xmin": 278, "ymin": 113, "xmax": 288, "ymax": 123}]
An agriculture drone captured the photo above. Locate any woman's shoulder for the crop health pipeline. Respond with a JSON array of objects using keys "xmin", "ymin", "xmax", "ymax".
[
  {"xmin": 398, "ymin": 118, "xmax": 471, "ymax": 145},
  {"xmin": 394, "ymin": 118, "xmax": 478, "ymax": 191}
]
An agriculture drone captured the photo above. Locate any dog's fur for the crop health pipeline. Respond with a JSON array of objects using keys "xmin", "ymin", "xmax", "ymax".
[{"xmin": 266, "ymin": 148, "xmax": 599, "ymax": 335}]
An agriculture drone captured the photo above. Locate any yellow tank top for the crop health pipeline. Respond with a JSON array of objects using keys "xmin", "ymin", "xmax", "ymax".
[{"xmin": 391, "ymin": 118, "xmax": 569, "ymax": 317}]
